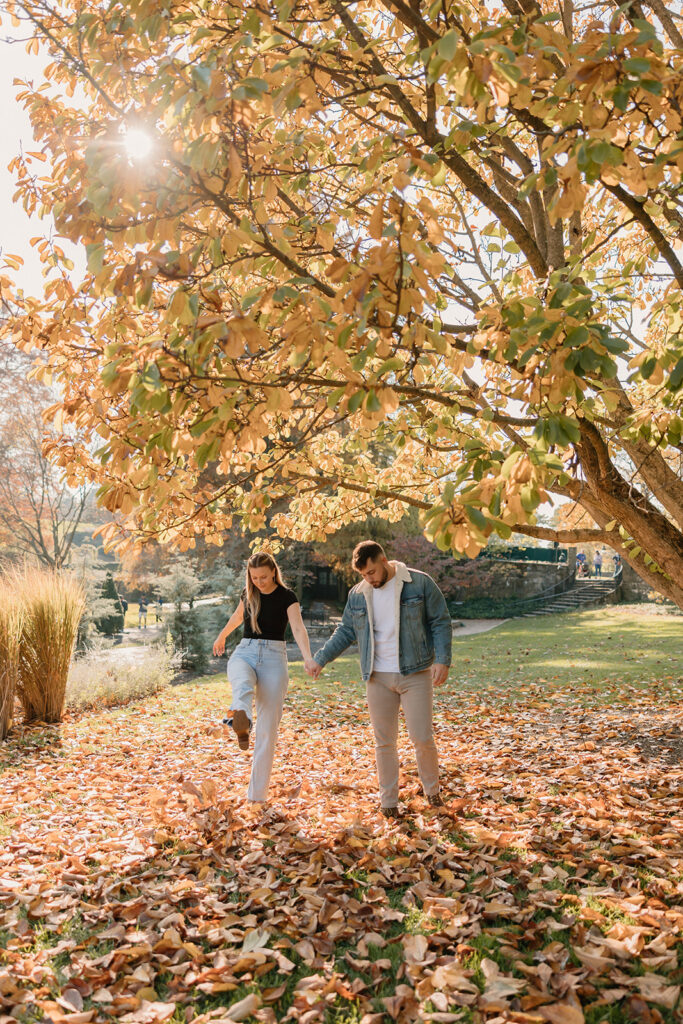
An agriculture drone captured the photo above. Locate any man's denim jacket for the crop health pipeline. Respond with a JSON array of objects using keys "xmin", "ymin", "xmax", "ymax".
[{"xmin": 314, "ymin": 562, "xmax": 452, "ymax": 682}]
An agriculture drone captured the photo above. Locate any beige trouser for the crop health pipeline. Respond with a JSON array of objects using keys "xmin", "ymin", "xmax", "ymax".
[{"xmin": 366, "ymin": 669, "xmax": 440, "ymax": 808}]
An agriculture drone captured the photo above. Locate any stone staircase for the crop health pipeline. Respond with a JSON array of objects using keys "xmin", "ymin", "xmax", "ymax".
[{"xmin": 521, "ymin": 575, "xmax": 621, "ymax": 617}]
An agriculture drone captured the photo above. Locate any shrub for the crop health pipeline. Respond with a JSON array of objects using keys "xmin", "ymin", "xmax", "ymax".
[
  {"xmin": 67, "ymin": 643, "xmax": 173, "ymax": 711},
  {"xmin": 69, "ymin": 545, "xmax": 126, "ymax": 650},
  {"xmin": 14, "ymin": 567, "xmax": 86, "ymax": 724},
  {"xmin": 450, "ymin": 597, "xmax": 515, "ymax": 619},
  {"xmin": 169, "ymin": 606, "xmax": 210, "ymax": 672},
  {"xmin": 94, "ymin": 571, "xmax": 125, "ymax": 636},
  {"xmin": 194, "ymin": 601, "xmax": 240, "ymax": 656},
  {"xmin": 0, "ymin": 584, "xmax": 23, "ymax": 740}
]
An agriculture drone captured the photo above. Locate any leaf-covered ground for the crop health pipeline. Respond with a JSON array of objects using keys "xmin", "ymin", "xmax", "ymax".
[{"xmin": 1, "ymin": 608, "xmax": 682, "ymax": 1024}]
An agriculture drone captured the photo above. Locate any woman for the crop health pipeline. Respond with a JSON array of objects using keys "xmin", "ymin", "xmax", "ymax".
[{"xmin": 213, "ymin": 551, "xmax": 315, "ymax": 804}]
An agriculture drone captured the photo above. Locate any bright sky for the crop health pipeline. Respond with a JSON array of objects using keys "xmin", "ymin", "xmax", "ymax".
[{"xmin": 0, "ymin": 35, "xmax": 49, "ymax": 293}]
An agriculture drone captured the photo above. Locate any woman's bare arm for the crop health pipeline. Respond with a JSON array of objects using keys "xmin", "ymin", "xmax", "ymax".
[
  {"xmin": 213, "ymin": 600, "xmax": 245, "ymax": 656},
  {"xmin": 287, "ymin": 603, "xmax": 314, "ymax": 665}
]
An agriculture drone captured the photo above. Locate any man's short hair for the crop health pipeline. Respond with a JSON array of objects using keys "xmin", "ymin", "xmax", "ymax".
[{"xmin": 352, "ymin": 540, "xmax": 385, "ymax": 569}]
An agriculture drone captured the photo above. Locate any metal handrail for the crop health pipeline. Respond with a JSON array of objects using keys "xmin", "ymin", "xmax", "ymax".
[
  {"xmin": 508, "ymin": 567, "xmax": 576, "ymax": 611},
  {"xmin": 508, "ymin": 563, "xmax": 623, "ymax": 616}
]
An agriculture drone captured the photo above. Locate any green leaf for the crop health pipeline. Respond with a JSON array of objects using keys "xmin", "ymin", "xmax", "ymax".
[
  {"xmin": 233, "ymin": 77, "xmax": 269, "ymax": 100},
  {"xmin": 668, "ymin": 356, "xmax": 683, "ymax": 392},
  {"xmin": 375, "ymin": 356, "xmax": 404, "ymax": 377},
  {"xmin": 464, "ymin": 505, "xmax": 488, "ymax": 530},
  {"xmin": 517, "ymin": 172, "xmax": 538, "ymax": 200},
  {"xmin": 191, "ymin": 65, "xmax": 212, "ymax": 90},
  {"xmin": 564, "ymin": 326, "xmax": 589, "ymax": 348},
  {"xmin": 347, "ymin": 390, "xmax": 364, "ymax": 414},
  {"xmin": 86, "ymin": 242, "xmax": 105, "ymax": 274},
  {"xmin": 601, "ymin": 335, "xmax": 629, "ymax": 355},
  {"xmin": 430, "ymin": 163, "xmax": 447, "ymax": 187},
  {"xmin": 241, "ymin": 287, "xmax": 264, "ymax": 311},
  {"xmin": 589, "ymin": 141, "xmax": 623, "ymax": 167},
  {"xmin": 438, "ymin": 29, "xmax": 460, "ymax": 61},
  {"xmin": 623, "ymin": 57, "xmax": 651, "ymax": 75},
  {"xmin": 365, "ymin": 390, "xmax": 381, "ymax": 413}
]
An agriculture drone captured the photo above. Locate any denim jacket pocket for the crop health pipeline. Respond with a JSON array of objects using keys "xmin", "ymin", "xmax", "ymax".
[{"xmin": 400, "ymin": 595, "xmax": 430, "ymax": 664}]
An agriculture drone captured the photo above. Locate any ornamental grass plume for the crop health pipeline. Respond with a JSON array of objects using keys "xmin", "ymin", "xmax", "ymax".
[
  {"xmin": 0, "ymin": 582, "xmax": 23, "ymax": 740},
  {"xmin": 14, "ymin": 567, "xmax": 86, "ymax": 724}
]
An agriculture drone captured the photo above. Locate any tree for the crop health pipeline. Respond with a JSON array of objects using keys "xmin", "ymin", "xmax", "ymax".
[
  {"xmin": 155, "ymin": 564, "xmax": 210, "ymax": 671},
  {"xmin": 69, "ymin": 544, "xmax": 124, "ymax": 648},
  {"xmin": 0, "ymin": 357, "xmax": 89, "ymax": 568},
  {"xmin": 155, "ymin": 563, "xmax": 202, "ymax": 613},
  {"xmin": 120, "ymin": 530, "xmax": 250, "ymax": 597},
  {"xmin": 95, "ymin": 571, "xmax": 124, "ymax": 636},
  {"xmin": 3, "ymin": 0, "xmax": 683, "ymax": 605}
]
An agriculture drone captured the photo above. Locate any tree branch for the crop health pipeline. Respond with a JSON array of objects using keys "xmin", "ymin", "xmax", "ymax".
[
  {"xmin": 511, "ymin": 523, "xmax": 609, "ymax": 543},
  {"xmin": 602, "ymin": 182, "xmax": 683, "ymax": 291},
  {"xmin": 330, "ymin": 0, "xmax": 549, "ymax": 278}
]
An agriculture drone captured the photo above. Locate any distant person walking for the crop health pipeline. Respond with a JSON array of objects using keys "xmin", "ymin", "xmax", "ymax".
[
  {"xmin": 594, "ymin": 549, "xmax": 603, "ymax": 577},
  {"xmin": 138, "ymin": 598, "xmax": 148, "ymax": 629},
  {"xmin": 308, "ymin": 541, "xmax": 452, "ymax": 818},
  {"xmin": 613, "ymin": 551, "xmax": 621, "ymax": 575},
  {"xmin": 213, "ymin": 551, "xmax": 314, "ymax": 804},
  {"xmin": 155, "ymin": 597, "xmax": 163, "ymax": 623}
]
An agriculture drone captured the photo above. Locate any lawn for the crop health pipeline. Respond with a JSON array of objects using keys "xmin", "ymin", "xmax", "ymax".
[
  {"xmin": 288, "ymin": 604, "xmax": 683, "ymax": 704},
  {"xmin": 0, "ymin": 607, "xmax": 681, "ymax": 1024},
  {"xmin": 123, "ymin": 603, "xmax": 166, "ymax": 631}
]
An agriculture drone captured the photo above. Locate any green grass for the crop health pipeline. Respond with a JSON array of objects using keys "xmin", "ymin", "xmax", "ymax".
[
  {"xmin": 285, "ymin": 606, "xmax": 682, "ymax": 705},
  {"xmin": 123, "ymin": 602, "xmax": 166, "ymax": 630},
  {"xmin": 449, "ymin": 606, "xmax": 682, "ymax": 697},
  {"xmin": 462, "ymin": 932, "xmax": 515, "ymax": 986}
]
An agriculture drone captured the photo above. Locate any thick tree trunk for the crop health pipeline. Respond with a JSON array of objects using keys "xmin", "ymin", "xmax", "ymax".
[{"xmin": 575, "ymin": 423, "xmax": 683, "ymax": 608}]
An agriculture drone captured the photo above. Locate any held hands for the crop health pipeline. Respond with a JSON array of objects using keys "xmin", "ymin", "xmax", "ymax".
[
  {"xmin": 304, "ymin": 658, "xmax": 322, "ymax": 679},
  {"xmin": 213, "ymin": 634, "xmax": 226, "ymax": 657},
  {"xmin": 431, "ymin": 663, "xmax": 449, "ymax": 687}
]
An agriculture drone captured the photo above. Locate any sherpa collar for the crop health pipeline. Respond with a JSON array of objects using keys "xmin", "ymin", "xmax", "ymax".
[{"xmin": 356, "ymin": 560, "xmax": 412, "ymax": 599}]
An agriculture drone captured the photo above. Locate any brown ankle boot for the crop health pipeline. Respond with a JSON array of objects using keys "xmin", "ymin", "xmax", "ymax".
[{"xmin": 232, "ymin": 709, "xmax": 251, "ymax": 750}]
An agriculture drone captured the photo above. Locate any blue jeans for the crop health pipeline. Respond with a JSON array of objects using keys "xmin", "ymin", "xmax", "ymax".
[{"xmin": 228, "ymin": 639, "xmax": 288, "ymax": 801}]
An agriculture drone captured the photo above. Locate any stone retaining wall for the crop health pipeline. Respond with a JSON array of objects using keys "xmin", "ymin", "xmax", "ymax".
[
  {"xmin": 619, "ymin": 562, "xmax": 658, "ymax": 602},
  {"xmin": 450, "ymin": 556, "xmax": 576, "ymax": 604}
]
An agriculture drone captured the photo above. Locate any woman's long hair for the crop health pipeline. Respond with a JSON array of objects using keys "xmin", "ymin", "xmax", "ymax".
[{"xmin": 245, "ymin": 552, "xmax": 286, "ymax": 634}]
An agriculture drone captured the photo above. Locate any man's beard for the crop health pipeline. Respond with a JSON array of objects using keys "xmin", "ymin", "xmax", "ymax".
[{"xmin": 372, "ymin": 567, "xmax": 389, "ymax": 588}]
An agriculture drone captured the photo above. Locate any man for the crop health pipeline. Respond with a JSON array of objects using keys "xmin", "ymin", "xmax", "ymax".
[
  {"xmin": 306, "ymin": 541, "xmax": 452, "ymax": 818},
  {"xmin": 594, "ymin": 548, "xmax": 603, "ymax": 577}
]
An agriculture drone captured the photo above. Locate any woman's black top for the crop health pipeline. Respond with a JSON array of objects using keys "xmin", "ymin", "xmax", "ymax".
[{"xmin": 241, "ymin": 585, "xmax": 298, "ymax": 641}]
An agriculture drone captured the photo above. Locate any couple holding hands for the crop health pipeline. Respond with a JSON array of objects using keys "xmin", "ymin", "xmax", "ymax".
[{"xmin": 213, "ymin": 541, "xmax": 453, "ymax": 818}]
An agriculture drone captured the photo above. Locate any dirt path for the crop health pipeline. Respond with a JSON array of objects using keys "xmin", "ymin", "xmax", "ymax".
[{"xmin": 452, "ymin": 617, "xmax": 508, "ymax": 636}]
